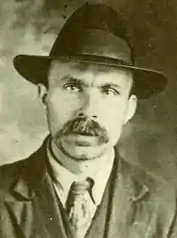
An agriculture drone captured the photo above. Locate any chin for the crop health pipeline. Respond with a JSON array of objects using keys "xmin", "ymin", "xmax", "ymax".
[{"xmin": 60, "ymin": 142, "xmax": 107, "ymax": 161}]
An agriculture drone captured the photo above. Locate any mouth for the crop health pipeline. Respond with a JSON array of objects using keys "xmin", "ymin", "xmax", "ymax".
[
  {"xmin": 64, "ymin": 133, "xmax": 99, "ymax": 146},
  {"xmin": 70, "ymin": 131, "xmax": 97, "ymax": 137}
]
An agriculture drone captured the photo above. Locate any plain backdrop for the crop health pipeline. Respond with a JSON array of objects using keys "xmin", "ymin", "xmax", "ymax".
[{"xmin": 0, "ymin": 0, "xmax": 177, "ymax": 183}]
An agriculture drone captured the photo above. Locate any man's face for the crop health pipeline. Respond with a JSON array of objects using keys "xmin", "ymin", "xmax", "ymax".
[{"xmin": 39, "ymin": 60, "xmax": 137, "ymax": 161}]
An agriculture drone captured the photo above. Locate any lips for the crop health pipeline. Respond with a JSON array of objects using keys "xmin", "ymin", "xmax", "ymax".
[
  {"xmin": 65, "ymin": 133, "xmax": 98, "ymax": 146},
  {"xmin": 70, "ymin": 131, "xmax": 98, "ymax": 137}
]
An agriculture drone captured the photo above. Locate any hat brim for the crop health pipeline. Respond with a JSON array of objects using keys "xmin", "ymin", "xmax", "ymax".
[{"xmin": 13, "ymin": 54, "xmax": 167, "ymax": 99}]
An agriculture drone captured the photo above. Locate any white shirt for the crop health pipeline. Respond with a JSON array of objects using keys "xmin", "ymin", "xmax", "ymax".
[{"xmin": 47, "ymin": 144, "xmax": 115, "ymax": 208}]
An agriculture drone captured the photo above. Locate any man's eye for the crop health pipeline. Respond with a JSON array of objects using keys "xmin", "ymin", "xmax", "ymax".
[
  {"xmin": 63, "ymin": 83, "xmax": 81, "ymax": 92},
  {"xmin": 102, "ymin": 87, "xmax": 119, "ymax": 96}
]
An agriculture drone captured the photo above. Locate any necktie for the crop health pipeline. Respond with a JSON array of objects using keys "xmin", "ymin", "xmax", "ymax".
[{"xmin": 66, "ymin": 179, "xmax": 95, "ymax": 238}]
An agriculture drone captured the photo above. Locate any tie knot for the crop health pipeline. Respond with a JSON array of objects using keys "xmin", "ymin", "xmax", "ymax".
[{"xmin": 70, "ymin": 178, "xmax": 94, "ymax": 195}]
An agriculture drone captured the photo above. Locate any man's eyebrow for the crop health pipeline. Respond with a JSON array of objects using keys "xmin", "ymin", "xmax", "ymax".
[
  {"xmin": 60, "ymin": 76, "xmax": 91, "ymax": 87},
  {"xmin": 60, "ymin": 76, "xmax": 83, "ymax": 84},
  {"xmin": 60, "ymin": 76, "xmax": 122, "ymax": 89},
  {"xmin": 101, "ymin": 83, "xmax": 121, "ymax": 89}
]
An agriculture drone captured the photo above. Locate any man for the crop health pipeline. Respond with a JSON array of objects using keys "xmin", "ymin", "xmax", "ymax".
[{"xmin": 0, "ymin": 3, "xmax": 176, "ymax": 238}]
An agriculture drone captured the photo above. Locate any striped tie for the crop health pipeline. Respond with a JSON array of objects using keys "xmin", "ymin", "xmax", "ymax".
[{"xmin": 66, "ymin": 179, "xmax": 95, "ymax": 238}]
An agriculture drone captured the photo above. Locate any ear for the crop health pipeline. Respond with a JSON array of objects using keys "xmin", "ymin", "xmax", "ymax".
[
  {"xmin": 37, "ymin": 84, "xmax": 48, "ymax": 106},
  {"xmin": 123, "ymin": 94, "xmax": 137, "ymax": 124}
]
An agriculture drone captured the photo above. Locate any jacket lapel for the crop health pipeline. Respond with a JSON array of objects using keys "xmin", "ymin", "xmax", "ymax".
[
  {"xmin": 7, "ymin": 138, "xmax": 68, "ymax": 238},
  {"xmin": 32, "ymin": 170, "xmax": 68, "ymax": 238},
  {"xmin": 106, "ymin": 151, "xmax": 150, "ymax": 238}
]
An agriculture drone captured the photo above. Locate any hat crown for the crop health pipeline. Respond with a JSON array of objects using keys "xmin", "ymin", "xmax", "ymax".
[
  {"xmin": 55, "ymin": 3, "xmax": 127, "ymax": 36},
  {"xmin": 50, "ymin": 3, "xmax": 133, "ymax": 64}
]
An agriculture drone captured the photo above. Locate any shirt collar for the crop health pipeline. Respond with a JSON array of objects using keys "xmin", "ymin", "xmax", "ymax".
[{"xmin": 47, "ymin": 140, "xmax": 115, "ymax": 206}]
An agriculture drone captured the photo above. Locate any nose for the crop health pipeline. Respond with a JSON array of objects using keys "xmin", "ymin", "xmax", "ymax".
[{"xmin": 78, "ymin": 91, "xmax": 98, "ymax": 119}]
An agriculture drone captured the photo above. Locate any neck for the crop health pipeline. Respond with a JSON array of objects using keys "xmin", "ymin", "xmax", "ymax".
[{"xmin": 50, "ymin": 139, "xmax": 114, "ymax": 175}]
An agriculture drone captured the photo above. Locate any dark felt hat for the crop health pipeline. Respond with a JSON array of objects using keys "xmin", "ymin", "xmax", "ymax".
[{"xmin": 13, "ymin": 2, "xmax": 167, "ymax": 99}]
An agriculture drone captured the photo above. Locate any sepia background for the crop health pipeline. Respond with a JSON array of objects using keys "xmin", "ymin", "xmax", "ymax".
[{"xmin": 0, "ymin": 0, "xmax": 177, "ymax": 183}]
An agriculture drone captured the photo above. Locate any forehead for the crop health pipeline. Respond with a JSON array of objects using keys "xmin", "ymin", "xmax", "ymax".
[{"xmin": 48, "ymin": 59, "xmax": 133, "ymax": 87}]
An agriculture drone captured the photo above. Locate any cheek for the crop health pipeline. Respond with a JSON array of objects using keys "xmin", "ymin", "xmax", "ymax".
[
  {"xmin": 100, "ymin": 99, "xmax": 127, "ymax": 126},
  {"xmin": 99, "ymin": 99, "xmax": 128, "ymax": 142},
  {"xmin": 104, "ymin": 112, "xmax": 124, "ymax": 137},
  {"xmin": 46, "ymin": 91, "xmax": 80, "ymax": 127}
]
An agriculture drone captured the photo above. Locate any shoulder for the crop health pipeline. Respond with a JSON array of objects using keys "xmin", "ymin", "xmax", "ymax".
[
  {"xmin": 0, "ymin": 158, "xmax": 33, "ymax": 196},
  {"xmin": 120, "ymin": 159, "xmax": 177, "ymax": 215},
  {"xmin": 120, "ymin": 158, "xmax": 176, "ymax": 199},
  {"xmin": 0, "ymin": 140, "xmax": 47, "ymax": 199},
  {"xmin": 118, "ymin": 159, "xmax": 177, "ymax": 232}
]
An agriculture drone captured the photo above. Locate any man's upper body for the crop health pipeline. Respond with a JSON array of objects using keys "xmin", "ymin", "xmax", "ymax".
[
  {"xmin": 1, "ymin": 2, "xmax": 176, "ymax": 238},
  {"xmin": 0, "ymin": 138, "xmax": 176, "ymax": 238}
]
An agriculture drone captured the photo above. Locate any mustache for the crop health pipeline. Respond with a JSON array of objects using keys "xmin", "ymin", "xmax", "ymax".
[{"xmin": 58, "ymin": 117, "xmax": 109, "ymax": 143}]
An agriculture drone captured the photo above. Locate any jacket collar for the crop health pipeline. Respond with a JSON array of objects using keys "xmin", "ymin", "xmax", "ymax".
[
  {"xmin": 12, "ymin": 138, "xmax": 149, "ymax": 202},
  {"xmin": 12, "ymin": 136, "xmax": 49, "ymax": 200}
]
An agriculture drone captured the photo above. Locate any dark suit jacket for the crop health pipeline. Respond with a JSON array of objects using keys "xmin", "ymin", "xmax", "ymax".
[{"xmin": 0, "ymin": 139, "xmax": 176, "ymax": 238}]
